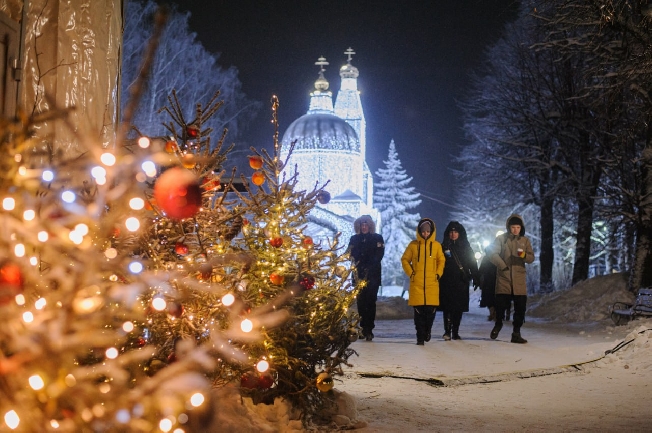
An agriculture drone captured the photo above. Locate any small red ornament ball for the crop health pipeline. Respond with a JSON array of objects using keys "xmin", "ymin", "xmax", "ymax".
[
  {"xmin": 257, "ymin": 373, "xmax": 274, "ymax": 389},
  {"xmin": 154, "ymin": 167, "xmax": 202, "ymax": 220},
  {"xmin": 269, "ymin": 237, "xmax": 283, "ymax": 248},
  {"xmin": 302, "ymin": 236, "xmax": 314, "ymax": 248},
  {"xmin": 269, "ymin": 272, "xmax": 285, "ymax": 286},
  {"xmin": 0, "ymin": 261, "xmax": 24, "ymax": 305},
  {"xmin": 198, "ymin": 263, "xmax": 213, "ymax": 280},
  {"xmin": 300, "ymin": 275, "xmax": 316, "ymax": 290},
  {"xmin": 174, "ymin": 242, "xmax": 189, "ymax": 255},
  {"xmin": 248, "ymin": 155, "xmax": 263, "ymax": 170},
  {"xmin": 240, "ymin": 372, "xmax": 259, "ymax": 389},
  {"xmin": 167, "ymin": 302, "xmax": 184, "ymax": 318},
  {"xmin": 186, "ymin": 125, "xmax": 199, "ymax": 138},
  {"xmin": 251, "ymin": 171, "xmax": 265, "ymax": 186}
]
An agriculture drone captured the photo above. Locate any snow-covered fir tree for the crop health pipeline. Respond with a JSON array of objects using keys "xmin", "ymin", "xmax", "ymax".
[{"xmin": 374, "ymin": 140, "xmax": 421, "ymax": 287}]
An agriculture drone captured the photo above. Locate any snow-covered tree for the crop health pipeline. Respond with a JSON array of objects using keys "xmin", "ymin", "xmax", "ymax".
[
  {"xmin": 374, "ymin": 140, "xmax": 421, "ymax": 287},
  {"xmin": 121, "ymin": 0, "xmax": 259, "ymax": 140}
]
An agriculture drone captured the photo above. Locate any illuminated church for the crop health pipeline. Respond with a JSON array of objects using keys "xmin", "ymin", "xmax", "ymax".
[{"xmin": 280, "ymin": 49, "xmax": 380, "ymax": 242}]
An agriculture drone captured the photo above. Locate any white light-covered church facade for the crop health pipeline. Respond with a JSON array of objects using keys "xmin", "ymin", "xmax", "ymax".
[{"xmin": 280, "ymin": 49, "xmax": 380, "ymax": 243}]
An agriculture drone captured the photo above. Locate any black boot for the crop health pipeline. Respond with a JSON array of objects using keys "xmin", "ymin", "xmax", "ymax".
[
  {"xmin": 442, "ymin": 311, "xmax": 451, "ymax": 341},
  {"xmin": 490, "ymin": 321, "xmax": 503, "ymax": 340},
  {"xmin": 511, "ymin": 332, "xmax": 527, "ymax": 344}
]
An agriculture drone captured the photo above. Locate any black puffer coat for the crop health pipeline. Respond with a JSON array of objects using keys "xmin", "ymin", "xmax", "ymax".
[
  {"xmin": 347, "ymin": 215, "xmax": 384, "ymax": 288},
  {"xmin": 439, "ymin": 221, "xmax": 478, "ymax": 312}
]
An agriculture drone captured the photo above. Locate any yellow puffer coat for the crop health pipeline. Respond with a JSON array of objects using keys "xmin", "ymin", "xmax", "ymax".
[{"xmin": 401, "ymin": 218, "xmax": 446, "ymax": 306}]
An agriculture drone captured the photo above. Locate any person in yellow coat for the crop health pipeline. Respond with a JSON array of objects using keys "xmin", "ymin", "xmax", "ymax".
[{"xmin": 401, "ymin": 218, "xmax": 446, "ymax": 345}]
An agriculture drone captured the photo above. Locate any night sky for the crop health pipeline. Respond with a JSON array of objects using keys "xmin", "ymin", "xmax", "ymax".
[{"xmin": 180, "ymin": 0, "xmax": 520, "ymax": 239}]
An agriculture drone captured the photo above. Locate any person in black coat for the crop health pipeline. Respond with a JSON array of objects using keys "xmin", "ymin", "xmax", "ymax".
[
  {"xmin": 439, "ymin": 221, "xmax": 479, "ymax": 340},
  {"xmin": 347, "ymin": 215, "xmax": 385, "ymax": 341},
  {"xmin": 477, "ymin": 246, "xmax": 497, "ymax": 321}
]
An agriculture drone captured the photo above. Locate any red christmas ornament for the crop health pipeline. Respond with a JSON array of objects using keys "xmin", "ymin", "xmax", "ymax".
[
  {"xmin": 269, "ymin": 272, "xmax": 285, "ymax": 286},
  {"xmin": 153, "ymin": 167, "xmax": 202, "ymax": 220},
  {"xmin": 248, "ymin": 155, "xmax": 264, "ymax": 169},
  {"xmin": 251, "ymin": 171, "xmax": 265, "ymax": 186},
  {"xmin": 186, "ymin": 125, "xmax": 199, "ymax": 138},
  {"xmin": 302, "ymin": 236, "xmax": 314, "ymax": 248},
  {"xmin": 257, "ymin": 373, "xmax": 274, "ymax": 389},
  {"xmin": 136, "ymin": 337, "xmax": 147, "ymax": 347},
  {"xmin": 174, "ymin": 242, "xmax": 189, "ymax": 256},
  {"xmin": 199, "ymin": 263, "xmax": 213, "ymax": 280},
  {"xmin": 0, "ymin": 261, "xmax": 24, "ymax": 305},
  {"xmin": 167, "ymin": 302, "xmax": 184, "ymax": 318},
  {"xmin": 269, "ymin": 237, "xmax": 283, "ymax": 248},
  {"xmin": 240, "ymin": 371, "xmax": 259, "ymax": 389},
  {"xmin": 300, "ymin": 275, "xmax": 316, "ymax": 290}
]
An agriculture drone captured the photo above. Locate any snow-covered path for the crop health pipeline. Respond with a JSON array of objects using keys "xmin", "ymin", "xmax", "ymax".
[{"xmin": 337, "ymin": 301, "xmax": 651, "ymax": 432}]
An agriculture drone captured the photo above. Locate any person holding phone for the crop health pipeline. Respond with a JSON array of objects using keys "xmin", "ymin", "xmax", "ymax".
[{"xmin": 488, "ymin": 214, "xmax": 535, "ymax": 344}]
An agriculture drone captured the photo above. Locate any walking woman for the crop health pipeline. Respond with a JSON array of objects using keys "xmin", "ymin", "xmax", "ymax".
[
  {"xmin": 401, "ymin": 218, "xmax": 445, "ymax": 345},
  {"xmin": 439, "ymin": 221, "xmax": 478, "ymax": 340}
]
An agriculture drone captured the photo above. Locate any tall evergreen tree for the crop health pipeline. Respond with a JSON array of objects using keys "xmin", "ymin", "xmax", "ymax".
[{"xmin": 374, "ymin": 140, "xmax": 421, "ymax": 287}]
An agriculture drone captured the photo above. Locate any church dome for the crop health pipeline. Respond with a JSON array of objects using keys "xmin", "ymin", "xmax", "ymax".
[
  {"xmin": 282, "ymin": 113, "xmax": 360, "ymax": 152},
  {"xmin": 340, "ymin": 63, "xmax": 359, "ymax": 79}
]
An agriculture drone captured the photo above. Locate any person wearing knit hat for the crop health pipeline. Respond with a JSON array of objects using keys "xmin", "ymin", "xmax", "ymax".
[
  {"xmin": 487, "ymin": 213, "xmax": 535, "ymax": 344},
  {"xmin": 347, "ymin": 215, "xmax": 385, "ymax": 341}
]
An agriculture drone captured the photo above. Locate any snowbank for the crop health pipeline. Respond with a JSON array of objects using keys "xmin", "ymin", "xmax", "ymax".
[{"xmin": 528, "ymin": 272, "xmax": 636, "ymax": 323}]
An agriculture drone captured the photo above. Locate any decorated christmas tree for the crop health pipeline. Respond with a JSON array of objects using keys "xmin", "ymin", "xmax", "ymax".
[
  {"xmin": 0, "ymin": 77, "xmax": 359, "ymax": 431},
  {"xmin": 134, "ymin": 93, "xmax": 360, "ymax": 424}
]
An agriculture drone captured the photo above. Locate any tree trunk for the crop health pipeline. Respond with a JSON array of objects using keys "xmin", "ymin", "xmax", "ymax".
[
  {"xmin": 629, "ymin": 147, "xmax": 652, "ymax": 292},
  {"xmin": 572, "ymin": 165, "xmax": 601, "ymax": 286},
  {"xmin": 539, "ymin": 193, "xmax": 554, "ymax": 293}
]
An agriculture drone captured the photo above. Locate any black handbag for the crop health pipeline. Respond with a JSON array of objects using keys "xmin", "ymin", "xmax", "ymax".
[{"xmin": 451, "ymin": 248, "xmax": 471, "ymax": 283}]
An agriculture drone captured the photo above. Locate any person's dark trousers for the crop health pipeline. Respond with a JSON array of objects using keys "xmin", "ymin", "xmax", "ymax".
[
  {"xmin": 495, "ymin": 294, "xmax": 527, "ymax": 332},
  {"xmin": 357, "ymin": 284, "xmax": 380, "ymax": 336},
  {"xmin": 451, "ymin": 311, "xmax": 463, "ymax": 339},
  {"xmin": 510, "ymin": 295, "xmax": 527, "ymax": 333},
  {"xmin": 424, "ymin": 306, "xmax": 436, "ymax": 341},
  {"xmin": 414, "ymin": 305, "xmax": 435, "ymax": 343},
  {"xmin": 442, "ymin": 310, "xmax": 451, "ymax": 340}
]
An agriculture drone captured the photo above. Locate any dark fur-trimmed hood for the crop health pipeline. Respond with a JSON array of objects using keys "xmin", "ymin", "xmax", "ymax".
[{"xmin": 354, "ymin": 215, "xmax": 376, "ymax": 234}]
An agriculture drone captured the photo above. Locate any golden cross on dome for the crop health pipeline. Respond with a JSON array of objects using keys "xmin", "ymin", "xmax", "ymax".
[
  {"xmin": 315, "ymin": 56, "xmax": 329, "ymax": 72},
  {"xmin": 344, "ymin": 47, "xmax": 355, "ymax": 63}
]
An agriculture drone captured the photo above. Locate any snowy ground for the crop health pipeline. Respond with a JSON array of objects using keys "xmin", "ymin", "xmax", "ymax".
[
  {"xmin": 230, "ymin": 273, "xmax": 650, "ymax": 431},
  {"xmin": 335, "ymin": 273, "xmax": 651, "ymax": 432}
]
